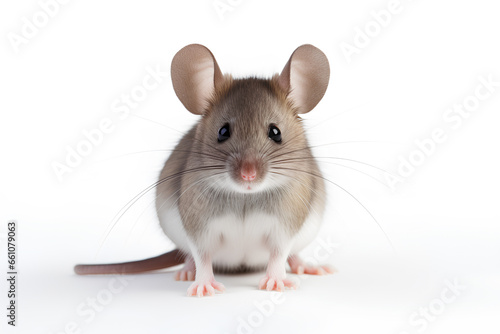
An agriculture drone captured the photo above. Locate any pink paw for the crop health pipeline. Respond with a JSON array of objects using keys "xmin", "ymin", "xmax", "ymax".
[
  {"xmin": 288, "ymin": 255, "xmax": 336, "ymax": 276},
  {"xmin": 258, "ymin": 276, "xmax": 297, "ymax": 292},
  {"xmin": 174, "ymin": 269, "xmax": 195, "ymax": 281},
  {"xmin": 290, "ymin": 264, "xmax": 336, "ymax": 275},
  {"xmin": 174, "ymin": 257, "xmax": 196, "ymax": 281},
  {"xmin": 187, "ymin": 279, "xmax": 225, "ymax": 297}
]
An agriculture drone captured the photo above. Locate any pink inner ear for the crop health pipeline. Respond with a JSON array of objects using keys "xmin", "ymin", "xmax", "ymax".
[
  {"xmin": 277, "ymin": 59, "xmax": 291, "ymax": 93},
  {"xmin": 171, "ymin": 44, "xmax": 224, "ymax": 115},
  {"xmin": 278, "ymin": 45, "xmax": 330, "ymax": 114},
  {"xmin": 192, "ymin": 58, "xmax": 216, "ymax": 113},
  {"xmin": 288, "ymin": 57, "xmax": 310, "ymax": 111}
]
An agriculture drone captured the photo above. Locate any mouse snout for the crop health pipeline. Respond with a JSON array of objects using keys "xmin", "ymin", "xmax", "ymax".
[
  {"xmin": 227, "ymin": 148, "xmax": 268, "ymax": 191},
  {"xmin": 240, "ymin": 160, "xmax": 257, "ymax": 181},
  {"xmin": 234, "ymin": 148, "xmax": 263, "ymax": 185}
]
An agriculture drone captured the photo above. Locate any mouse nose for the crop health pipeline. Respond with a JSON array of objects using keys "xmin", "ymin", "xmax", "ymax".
[{"xmin": 241, "ymin": 163, "xmax": 257, "ymax": 181}]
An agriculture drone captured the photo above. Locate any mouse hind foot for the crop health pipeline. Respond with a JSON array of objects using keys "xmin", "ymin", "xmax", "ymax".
[
  {"xmin": 174, "ymin": 255, "xmax": 196, "ymax": 281},
  {"xmin": 287, "ymin": 254, "xmax": 336, "ymax": 275}
]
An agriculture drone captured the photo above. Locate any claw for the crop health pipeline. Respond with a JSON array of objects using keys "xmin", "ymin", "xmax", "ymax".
[
  {"xmin": 288, "ymin": 256, "xmax": 336, "ymax": 275},
  {"xmin": 259, "ymin": 276, "xmax": 297, "ymax": 291},
  {"xmin": 187, "ymin": 279, "xmax": 225, "ymax": 297}
]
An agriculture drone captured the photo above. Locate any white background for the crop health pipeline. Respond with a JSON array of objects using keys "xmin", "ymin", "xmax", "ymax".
[{"xmin": 1, "ymin": 0, "xmax": 499, "ymax": 333}]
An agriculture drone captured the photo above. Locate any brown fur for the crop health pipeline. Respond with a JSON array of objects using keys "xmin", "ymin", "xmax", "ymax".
[
  {"xmin": 164, "ymin": 76, "xmax": 325, "ymax": 244},
  {"xmin": 75, "ymin": 44, "xmax": 329, "ymax": 276}
]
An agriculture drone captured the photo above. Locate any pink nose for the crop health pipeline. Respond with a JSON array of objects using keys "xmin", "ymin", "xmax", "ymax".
[{"xmin": 241, "ymin": 167, "xmax": 257, "ymax": 181}]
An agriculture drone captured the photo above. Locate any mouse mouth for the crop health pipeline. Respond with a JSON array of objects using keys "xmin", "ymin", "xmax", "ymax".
[
  {"xmin": 243, "ymin": 181, "xmax": 256, "ymax": 191},
  {"xmin": 227, "ymin": 169, "xmax": 267, "ymax": 193},
  {"xmin": 225, "ymin": 150, "xmax": 269, "ymax": 193},
  {"xmin": 228, "ymin": 177, "xmax": 263, "ymax": 193}
]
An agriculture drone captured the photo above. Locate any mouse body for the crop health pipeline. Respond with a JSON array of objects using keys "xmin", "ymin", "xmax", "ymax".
[{"xmin": 75, "ymin": 44, "xmax": 333, "ymax": 296}]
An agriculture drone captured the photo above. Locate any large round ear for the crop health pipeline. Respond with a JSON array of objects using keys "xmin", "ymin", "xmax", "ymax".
[
  {"xmin": 171, "ymin": 44, "xmax": 224, "ymax": 115},
  {"xmin": 277, "ymin": 44, "xmax": 330, "ymax": 114}
]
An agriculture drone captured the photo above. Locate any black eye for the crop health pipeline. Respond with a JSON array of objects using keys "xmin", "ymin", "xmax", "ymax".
[
  {"xmin": 218, "ymin": 123, "xmax": 230, "ymax": 142},
  {"xmin": 268, "ymin": 124, "xmax": 282, "ymax": 143}
]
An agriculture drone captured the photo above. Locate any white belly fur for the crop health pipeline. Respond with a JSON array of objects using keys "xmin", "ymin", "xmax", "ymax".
[{"xmin": 158, "ymin": 198, "xmax": 323, "ymax": 269}]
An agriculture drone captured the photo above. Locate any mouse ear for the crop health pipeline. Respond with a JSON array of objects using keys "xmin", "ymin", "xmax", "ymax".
[
  {"xmin": 171, "ymin": 44, "xmax": 224, "ymax": 115},
  {"xmin": 277, "ymin": 44, "xmax": 330, "ymax": 114}
]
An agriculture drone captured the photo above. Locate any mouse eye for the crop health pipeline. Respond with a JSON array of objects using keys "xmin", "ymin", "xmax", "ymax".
[
  {"xmin": 218, "ymin": 123, "xmax": 230, "ymax": 142},
  {"xmin": 268, "ymin": 124, "xmax": 282, "ymax": 143}
]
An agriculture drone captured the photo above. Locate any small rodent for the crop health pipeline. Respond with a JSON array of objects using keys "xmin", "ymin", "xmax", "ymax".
[{"xmin": 75, "ymin": 44, "xmax": 333, "ymax": 297}]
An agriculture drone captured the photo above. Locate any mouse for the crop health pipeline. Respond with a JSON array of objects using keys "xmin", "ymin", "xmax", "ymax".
[{"xmin": 75, "ymin": 43, "xmax": 333, "ymax": 297}]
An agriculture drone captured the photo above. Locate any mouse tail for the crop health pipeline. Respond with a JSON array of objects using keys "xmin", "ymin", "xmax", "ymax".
[{"xmin": 74, "ymin": 249, "xmax": 184, "ymax": 275}]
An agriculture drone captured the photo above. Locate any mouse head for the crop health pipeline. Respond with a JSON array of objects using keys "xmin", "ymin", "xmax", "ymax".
[{"xmin": 171, "ymin": 44, "xmax": 329, "ymax": 193}]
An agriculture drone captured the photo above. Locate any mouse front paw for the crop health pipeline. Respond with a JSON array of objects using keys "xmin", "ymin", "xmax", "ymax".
[
  {"xmin": 187, "ymin": 279, "xmax": 225, "ymax": 297},
  {"xmin": 258, "ymin": 275, "xmax": 297, "ymax": 292}
]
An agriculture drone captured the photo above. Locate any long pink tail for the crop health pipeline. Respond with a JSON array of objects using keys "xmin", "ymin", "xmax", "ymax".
[{"xmin": 74, "ymin": 249, "xmax": 184, "ymax": 275}]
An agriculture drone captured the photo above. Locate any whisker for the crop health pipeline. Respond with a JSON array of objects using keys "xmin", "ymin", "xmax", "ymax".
[
  {"xmin": 270, "ymin": 166, "xmax": 397, "ymax": 254},
  {"xmin": 277, "ymin": 159, "xmax": 391, "ymax": 188},
  {"xmin": 317, "ymin": 161, "xmax": 391, "ymax": 188},
  {"xmin": 96, "ymin": 149, "xmax": 227, "ymax": 164},
  {"xmin": 267, "ymin": 103, "xmax": 368, "ymax": 159},
  {"xmin": 271, "ymin": 156, "xmax": 397, "ymax": 179},
  {"xmin": 295, "ymin": 186, "xmax": 321, "ymax": 218},
  {"xmin": 269, "ymin": 170, "xmax": 329, "ymax": 221},
  {"xmin": 267, "ymin": 140, "xmax": 394, "ymax": 162},
  {"xmin": 96, "ymin": 165, "xmax": 225, "ymax": 255},
  {"xmin": 162, "ymin": 171, "xmax": 227, "ymax": 217},
  {"xmin": 127, "ymin": 113, "xmax": 230, "ymax": 157},
  {"xmin": 188, "ymin": 176, "xmax": 223, "ymax": 210},
  {"xmin": 130, "ymin": 173, "xmax": 225, "ymax": 243}
]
